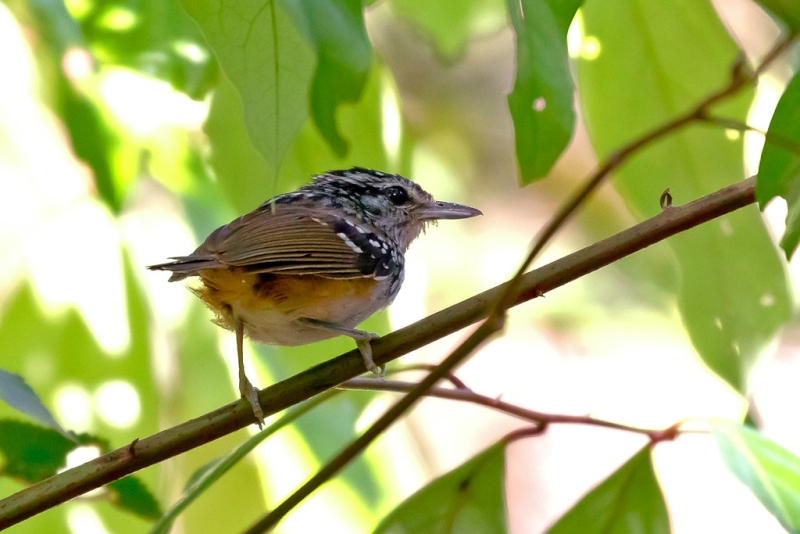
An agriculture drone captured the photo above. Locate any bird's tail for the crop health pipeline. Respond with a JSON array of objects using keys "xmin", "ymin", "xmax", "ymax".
[{"xmin": 147, "ymin": 255, "xmax": 220, "ymax": 282}]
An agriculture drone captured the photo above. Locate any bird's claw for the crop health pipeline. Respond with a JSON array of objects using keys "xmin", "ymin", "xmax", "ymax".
[{"xmin": 239, "ymin": 377, "xmax": 265, "ymax": 428}]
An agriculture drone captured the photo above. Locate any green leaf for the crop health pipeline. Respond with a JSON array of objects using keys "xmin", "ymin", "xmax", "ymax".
[
  {"xmin": 0, "ymin": 420, "xmax": 76, "ymax": 482},
  {"xmin": 0, "ymin": 417, "xmax": 158, "ymax": 519},
  {"xmin": 108, "ymin": 476, "xmax": 162, "ymax": 521},
  {"xmin": 205, "ymin": 61, "xmax": 387, "ymax": 213},
  {"xmin": 77, "ymin": 0, "xmax": 219, "ymax": 99},
  {"xmin": 181, "ymin": 0, "xmax": 314, "ymax": 169},
  {"xmin": 60, "ymin": 83, "xmax": 127, "ymax": 212},
  {"xmin": 713, "ymin": 421, "xmax": 800, "ymax": 533},
  {"xmin": 18, "ymin": 0, "xmax": 218, "ymax": 99},
  {"xmin": 282, "ymin": 0, "xmax": 372, "ymax": 156},
  {"xmin": 0, "ymin": 369, "xmax": 72, "ymax": 440},
  {"xmin": 506, "ymin": 0, "xmax": 580, "ymax": 183},
  {"xmin": 756, "ymin": 71, "xmax": 800, "ymax": 259},
  {"xmin": 0, "ymin": 421, "xmax": 110, "ymax": 484},
  {"xmin": 388, "ymin": 0, "xmax": 507, "ymax": 58},
  {"xmin": 547, "ymin": 447, "xmax": 669, "ymax": 534},
  {"xmin": 753, "ymin": 1, "xmax": 800, "ymax": 32},
  {"xmin": 373, "ymin": 441, "xmax": 506, "ymax": 534},
  {"xmin": 577, "ymin": 0, "xmax": 791, "ymax": 391}
]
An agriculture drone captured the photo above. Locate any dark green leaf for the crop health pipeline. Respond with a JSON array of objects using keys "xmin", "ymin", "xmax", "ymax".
[
  {"xmin": 577, "ymin": 0, "xmax": 790, "ymax": 391},
  {"xmin": 0, "ymin": 369, "xmax": 71, "ymax": 440},
  {"xmin": 547, "ymin": 447, "xmax": 669, "ymax": 534},
  {"xmin": 506, "ymin": 0, "xmax": 580, "ymax": 183},
  {"xmin": 753, "ymin": 1, "xmax": 800, "ymax": 32},
  {"xmin": 182, "ymin": 0, "xmax": 314, "ymax": 168},
  {"xmin": 282, "ymin": 0, "xmax": 372, "ymax": 156},
  {"xmin": 373, "ymin": 441, "xmax": 506, "ymax": 534},
  {"xmin": 713, "ymin": 421, "xmax": 800, "ymax": 533},
  {"xmin": 0, "ymin": 420, "xmax": 109, "ymax": 484},
  {"xmin": 756, "ymin": 71, "xmax": 800, "ymax": 258},
  {"xmin": 108, "ymin": 476, "xmax": 162, "ymax": 521},
  {"xmin": 0, "ymin": 420, "xmax": 75, "ymax": 482}
]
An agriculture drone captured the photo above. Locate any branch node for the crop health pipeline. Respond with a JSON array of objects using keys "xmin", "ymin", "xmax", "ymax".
[
  {"xmin": 660, "ymin": 188, "xmax": 673, "ymax": 210},
  {"xmin": 127, "ymin": 438, "xmax": 140, "ymax": 458},
  {"xmin": 649, "ymin": 422, "xmax": 682, "ymax": 444}
]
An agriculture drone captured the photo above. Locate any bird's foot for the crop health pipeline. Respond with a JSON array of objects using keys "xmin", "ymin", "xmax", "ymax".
[{"xmin": 239, "ymin": 376, "xmax": 264, "ymax": 428}]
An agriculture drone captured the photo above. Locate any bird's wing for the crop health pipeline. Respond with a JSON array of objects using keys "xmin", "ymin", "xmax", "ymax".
[{"xmin": 149, "ymin": 205, "xmax": 398, "ymax": 280}]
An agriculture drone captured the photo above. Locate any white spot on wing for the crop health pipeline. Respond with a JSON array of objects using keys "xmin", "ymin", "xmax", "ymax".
[{"xmin": 337, "ymin": 232, "xmax": 363, "ymax": 253}]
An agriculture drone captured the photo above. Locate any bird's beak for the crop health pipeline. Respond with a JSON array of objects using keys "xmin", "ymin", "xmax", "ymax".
[{"xmin": 416, "ymin": 200, "xmax": 483, "ymax": 220}]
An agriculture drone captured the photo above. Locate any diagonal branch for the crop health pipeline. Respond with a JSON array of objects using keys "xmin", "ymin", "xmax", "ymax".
[{"xmin": 0, "ymin": 177, "xmax": 757, "ymax": 529}]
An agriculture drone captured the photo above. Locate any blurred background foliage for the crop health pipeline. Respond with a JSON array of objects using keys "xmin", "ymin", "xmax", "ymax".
[{"xmin": 1, "ymin": 0, "xmax": 800, "ymax": 532}]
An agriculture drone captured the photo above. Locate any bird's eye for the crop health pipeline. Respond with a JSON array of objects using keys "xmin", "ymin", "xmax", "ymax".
[{"xmin": 385, "ymin": 186, "xmax": 408, "ymax": 205}]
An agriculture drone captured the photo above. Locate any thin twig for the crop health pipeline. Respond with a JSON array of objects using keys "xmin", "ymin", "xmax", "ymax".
[
  {"xmin": 699, "ymin": 115, "xmax": 800, "ymax": 154},
  {"xmin": 341, "ymin": 378, "xmax": 680, "ymax": 442},
  {"xmin": 383, "ymin": 364, "xmax": 471, "ymax": 390}
]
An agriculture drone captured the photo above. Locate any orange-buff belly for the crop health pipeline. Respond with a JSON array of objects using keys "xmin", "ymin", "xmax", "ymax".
[{"xmin": 192, "ymin": 267, "xmax": 383, "ymax": 346}]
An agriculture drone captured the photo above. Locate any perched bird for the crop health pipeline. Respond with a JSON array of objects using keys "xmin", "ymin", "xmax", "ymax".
[{"xmin": 149, "ymin": 167, "xmax": 481, "ymax": 424}]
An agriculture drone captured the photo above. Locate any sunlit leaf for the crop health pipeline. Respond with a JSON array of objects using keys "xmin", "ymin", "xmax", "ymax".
[
  {"xmin": 753, "ymin": 1, "xmax": 800, "ymax": 32},
  {"xmin": 577, "ymin": 0, "xmax": 790, "ymax": 391},
  {"xmin": 506, "ymin": 0, "xmax": 580, "ymax": 183},
  {"xmin": 181, "ymin": 0, "xmax": 314, "ymax": 170},
  {"xmin": 205, "ymin": 62, "xmax": 387, "ymax": 212},
  {"xmin": 373, "ymin": 441, "xmax": 506, "ymax": 534},
  {"xmin": 60, "ymin": 83, "xmax": 126, "ymax": 212},
  {"xmin": 108, "ymin": 476, "xmax": 162, "ymax": 521},
  {"xmin": 77, "ymin": 0, "xmax": 219, "ymax": 99},
  {"xmin": 756, "ymin": 70, "xmax": 800, "ymax": 259},
  {"xmin": 282, "ymin": 0, "xmax": 371, "ymax": 156},
  {"xmin": 547, "ymin": 447, "xmax": 669, "ymax": 534},
  {"xmin": 0, "ymin": 369, "xmax": 71, "ymax": 440},
  {"xmin": 713, "ymin": 421, "xmax": 800, "ymax": 533},
  {"xmin": 3, "ymin": 0, "xmax": 132, "ymax": 212}
]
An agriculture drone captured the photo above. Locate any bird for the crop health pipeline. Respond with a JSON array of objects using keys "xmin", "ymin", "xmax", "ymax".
[{"xmin": 148, "ymin": 167, "xmax": 482, "ymax": 425}]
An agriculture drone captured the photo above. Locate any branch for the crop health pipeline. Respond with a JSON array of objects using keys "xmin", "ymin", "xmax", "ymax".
[
  {"xmin": 0, "ymin": 177, "xmax": 757, "ymax": 528},
  {"xmin": 341, "ymin": 378, "xmax": 682, "ymax": 443}
]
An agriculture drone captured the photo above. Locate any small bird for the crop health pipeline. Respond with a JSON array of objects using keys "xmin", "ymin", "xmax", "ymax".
[{"xmin": 149, "ymin": 167, "xmax": 481, "ymax": 424}]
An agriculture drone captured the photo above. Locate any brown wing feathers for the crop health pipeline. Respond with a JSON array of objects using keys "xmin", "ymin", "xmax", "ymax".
[{"xmin": 148, "ymin": 206, "xmax": 368, "ymax": 280}]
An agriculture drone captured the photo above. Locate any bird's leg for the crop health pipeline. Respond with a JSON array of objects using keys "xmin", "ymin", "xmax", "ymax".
[
  {"xmin": 300, "ymin": 319, "xmax": 383, "ymax": 376},
  {"xmin": 236, "ymin": 317, "xmax": 264, "ymax": 427}
]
